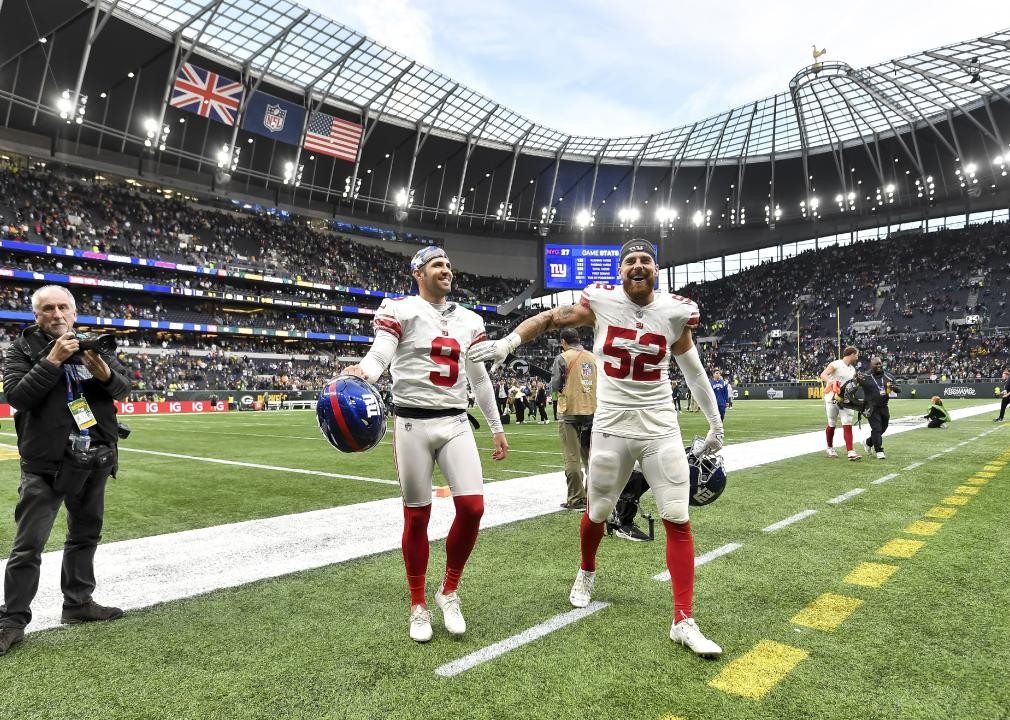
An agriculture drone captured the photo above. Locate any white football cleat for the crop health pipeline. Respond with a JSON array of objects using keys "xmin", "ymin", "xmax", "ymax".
[
  {"xmin": 670, "ymin": 616, "xmax": 722, "ymax": 658},
  {"xmin": 876, "ymin": 451, "xmax": 886, "ymax": 460},
  {"xmin": 826, "ymin": 448, "xmax": 839, "ymax": 458},
  {"xmin": 569, "ymin": 569, "xmax": 596, "ymax": 608},
  {"xmin": 847, "ymin": 451, "xmax": 862, "ymax": 461},
  {"xmin": 435, "ymin": 590, "xmax": 466, "ymax": 636},
  {"xmin": 409, "ymin": 604, "xmax": 432, "ymax": 643},
  {"xmin": 863, "ymin": 439, "xmax": 873, "ymax": 455}
]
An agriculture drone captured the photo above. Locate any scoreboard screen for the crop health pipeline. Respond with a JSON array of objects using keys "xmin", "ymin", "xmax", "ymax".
[{"xmin": 543, "ymin": 243, "xmax": 658, "ymax": 290}]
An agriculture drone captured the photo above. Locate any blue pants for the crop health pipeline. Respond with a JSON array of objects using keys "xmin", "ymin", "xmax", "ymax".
[{"xmin": 718, "ymin": 404, "xmax": 727, "ymax": 420}]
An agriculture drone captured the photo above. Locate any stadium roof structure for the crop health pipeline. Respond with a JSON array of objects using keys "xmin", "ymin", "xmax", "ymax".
[
  {"xmin": 0, "ymin": 0, "xmax": 1009, "ymax": 265},
  {"xmin": 100, "ymin": 0, "xmax": 1010, "ymax": 164}
]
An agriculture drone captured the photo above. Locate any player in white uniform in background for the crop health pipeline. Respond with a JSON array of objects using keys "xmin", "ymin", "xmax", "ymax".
[
  {"xmin": 470, "ymin": 239, "xmax": 724, "ymax": 658},
  {"xmin": 820, "ymin": 346, "xmax": 860, "ymax": 460},
  {"xmin": 342, "ymin": 247, "xmax": 508, "ymax": 643}
]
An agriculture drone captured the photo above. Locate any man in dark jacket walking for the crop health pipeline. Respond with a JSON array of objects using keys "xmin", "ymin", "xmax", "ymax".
[
  {"xmin": 858, "ymin": 356, "xmax": 899, "ymax": 460},
  {"xmin": 0, "ymin": 285, "xmax": 132, "ymax": 656}
]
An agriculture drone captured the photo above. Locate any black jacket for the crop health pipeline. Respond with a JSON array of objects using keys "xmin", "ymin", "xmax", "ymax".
[
  {"xmin": 3, "ymin": 325, "xmax": 132, "ymax": 474},
  {"xmin": 857, "ymin": 370, "xmax": 898, "ymax": 409}
]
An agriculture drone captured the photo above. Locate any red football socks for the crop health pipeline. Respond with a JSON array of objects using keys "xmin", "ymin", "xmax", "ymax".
[
  {"xmin": 442, "ymin": 495, "xmax": 484, "ymax": 594},
  {"xmin": 663, "ymin": 519, "xmax": 695, "ymax": 621},
  {"xmin": 843, "ymin": 424, "xmax": 854, "ymax": 452},
  {"xmin": 579, "ymin": 511, "xmax": 606, "ymax": 572},
  {"xmin": 402, "ymin": 504, "xmax": 432, "ymax": 606},
  {"xmin": 826, "ymin": 425, "xmax": 836, "ymax": 447}
]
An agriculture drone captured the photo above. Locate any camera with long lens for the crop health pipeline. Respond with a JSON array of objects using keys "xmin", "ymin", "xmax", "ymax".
[{"xmin": 75, "ymin": 332, "xmax": 117, "ymax": 354}]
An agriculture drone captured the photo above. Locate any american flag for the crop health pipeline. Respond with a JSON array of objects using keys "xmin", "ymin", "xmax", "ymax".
[
  {"xmin": 170, "ymin": 63, "xmax": 243, "ymax": 126},
  {"xmin": 303, "ymin": 111, "xmax": 363, "ymax": 162}
]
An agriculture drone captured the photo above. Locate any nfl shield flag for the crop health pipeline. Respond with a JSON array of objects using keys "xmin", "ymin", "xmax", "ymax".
[
  {"xmin": 170, "ymin": 62, "xmax": 243, "ymax": 126},
  {"xmin": 241, "ymin": 90, "xmax": 306, "ymax": 145}
]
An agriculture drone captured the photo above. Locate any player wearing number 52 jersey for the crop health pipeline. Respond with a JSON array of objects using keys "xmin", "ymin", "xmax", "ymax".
[
  {"xmin": 469, "ymin": 239, "xmax": 725, "ymax": 658},
  {"xmin": 342, "ymin": 247, "xmax": 508, "ymax": 644}
]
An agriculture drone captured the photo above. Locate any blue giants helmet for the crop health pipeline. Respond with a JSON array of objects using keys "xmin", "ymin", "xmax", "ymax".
[
  {"xmin": 686, "ymin": 439, "xmax": 727, "ymax": 506},
  {"xmin": 317, "ymin": 377, "xmax": 387, "ymax": 453}
]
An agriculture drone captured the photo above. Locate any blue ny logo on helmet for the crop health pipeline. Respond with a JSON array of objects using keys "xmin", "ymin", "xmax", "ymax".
[
  {"xmin": 686, "ymin": 445, "xmax": 727, "ymax": 506},
  {"xmin": 317, "ymin": 376, "xmax": 388, "ymax": 453}
]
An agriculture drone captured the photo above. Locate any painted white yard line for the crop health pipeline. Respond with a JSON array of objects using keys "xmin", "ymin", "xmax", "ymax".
[
  {"xmin": 871, "ymin": 473, "xmax": 899, "ymax": 485},
  {"xmin": 537, "ymin": 464, "xmax": 561, "ymax": 469},
  {"xmin": 827, "ymin": 488, "xmax": 866, "ymax": 505},
  {"xmin": 434, "ymin": 601, "xmax": 610, "ymax": 677},
  {"xmin": 499, "ymin": 469, "xmax": 534, "ymax": 475},
  {"xmin": 652, "ymin": 543, "xmax": 744, "ymax": 581},
  {"xmin": 926, "ymin": 453, "xmax": 943, "ymax": 460},
  {"xmin": 0, "ymin": 438, "xmax": 398, "ymax": 486},
  {"xmin": 942, "ymin": 447, "xmax": 957, "ymax": 453},
  {"xmin": 10, "ymin": 401, "xmax": 999, "ymax": 636},
  {"xmin": 762, "ymin": 510, "xmax": 818, "ymax": 533},
  {"xmin": 902, "ymin": 462, "xmax": 923, "ymax": 471},
  {"xmin": 957, "ymin": 441, "xmax": 971, "ymax": 446}
]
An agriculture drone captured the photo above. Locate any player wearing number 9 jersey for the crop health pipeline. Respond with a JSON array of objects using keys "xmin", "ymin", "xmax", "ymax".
[
  {"xmin": 341, "ymin": 246, "xmax": 508, "ymax": 644},
  {"xmin": 468, "ymin": 238, "xmax": 725, "ymax": 658}
]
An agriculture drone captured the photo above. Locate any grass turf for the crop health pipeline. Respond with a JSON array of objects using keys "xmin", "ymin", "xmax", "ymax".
[{"xmin": 0, "ymin": 400, "xmax": 1007, "ymax": 719}]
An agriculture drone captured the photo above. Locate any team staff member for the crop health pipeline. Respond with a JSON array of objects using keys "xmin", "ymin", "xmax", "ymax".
[
  {"xmin": 550, "ymin": 328, "xmax": 595, "ymax": 511},
  {"xmin": 710, "ymin": 371, "xmax": 732, "ymax": 421},
  {"xmin": 859, "ymin": 356, "xmax": 899, "ymax": 459},
  {"xmin": 342, "ymin": 247, "xmax": 507, "ymax": 643},
  {"xmin": 0, "ymin": 285, "xmax": 131, "ymax": 657},
  {"xmin": 994, "ymin": 369, "xmax": 1010, "ymax": 422}
]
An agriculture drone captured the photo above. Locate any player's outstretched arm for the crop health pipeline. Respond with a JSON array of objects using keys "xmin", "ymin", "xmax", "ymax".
[
  {"xmin": 464, "ymin": 355, "xmax": 508, "ymax": 461},
  {"xmin": 342, "ymin": 332, "xmax": 398, "ymax": 382},
  {"xmin": 467, "ymin": 303, "xmax": 595, "ymax": 367},
  {"xmin": 672, "ymin": 328, "xmax": 725, "ymax": 453}
]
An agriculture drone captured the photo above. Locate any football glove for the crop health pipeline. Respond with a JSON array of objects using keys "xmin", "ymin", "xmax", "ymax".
[
  {"xmin": 467, "ymin": 332, "xmax": 521, "ymax": 369},
  {"xmin": 701, "ymin": 426, "xmax": 725, "ymax": 454}
]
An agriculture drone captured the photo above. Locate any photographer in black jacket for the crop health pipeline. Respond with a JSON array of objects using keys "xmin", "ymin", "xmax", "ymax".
[
  {"xmin": 0, "ymin": 285, "xmax": 131, "ymax": 656},
  {"xmin": 858, "ymin": 356, "xmax": 899, "ymax": 460}
]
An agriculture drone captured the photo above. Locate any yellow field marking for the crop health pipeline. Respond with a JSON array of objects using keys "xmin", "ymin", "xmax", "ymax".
[
  {"xmin": 974, "ymin": 472, "xmax": 996, "ymax": 478},
  {"xmin": 941, "ymin": 495, "xmax": 969, "ymax": 506},
  {"xmin": 904, "ymin": 520, "xmax": 943, "ymax": 536},
  {"xmin": 659, "ymin": 715, "xmax": 688, "ymax": 720},
  {"xmin": 966, "ymin": 478, "xmax": 989, "ymax": 486},
  {"xmin": 843, "ymin": 562, "xmax": 900, "ymax": 588},
  {"xmin": 790, "ymin": 593, "xmax": 864, "ymax": 631},
  {"xmin": 708, "ymin": 640, "xmax": 808, "ymax": 700},
  {"xmin": 982, "ymin": 465, "xmax": 1002, "ymax": 472},
  {"xmin": 955, "ymin": 486, "xmax": 980, "ymax": 495},
  {"xmin": 877, "ymin": 538, "xmax": 926, "ymax": 558},
  {"xmin": 925, "ymin": 506, "xmax": 958, "ymax": 519},
  {"xmin": 0, "ymin": 449, "xmax": 19, "ymax": 461}
]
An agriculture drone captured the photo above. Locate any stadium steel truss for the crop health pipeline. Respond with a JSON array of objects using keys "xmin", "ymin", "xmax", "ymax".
[{"xmin": 0, "ymin": 0, "xmax": 1009, "ymax": 258}]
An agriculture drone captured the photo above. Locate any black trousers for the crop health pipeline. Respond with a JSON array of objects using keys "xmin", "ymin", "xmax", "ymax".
[
  {"xmin": 535, "ymin": 401, "xmax": 548, "ymax": 422},
  {"xmin": 867, "ymin": 406, "xmax": 890, "ymax": 452},
  {"xmin": 998, "ymin": 396, "xmax": 1010, "ymax": 420},
  {"xmin": 927, "ymin": 419, "xmax": 944, "ymax": 428},
  {"xmin": 496, "ymin": 396, "xmax": 507, "ymax": 417},
  {"xmin": 0, "ymin": 467, "xmax": 111, "ymax": 628},
  {"xmin": 673, "ymin": 397, "xmax": 682, "ymax": 412},
  {"xmin": 515, "ymin": 399, "xmax": 526, "ymax": 423}
]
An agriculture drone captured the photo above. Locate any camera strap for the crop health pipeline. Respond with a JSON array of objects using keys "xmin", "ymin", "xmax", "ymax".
[{"xmin": 65, "ymin": 365, "xmax": 96, "ymax": 433}]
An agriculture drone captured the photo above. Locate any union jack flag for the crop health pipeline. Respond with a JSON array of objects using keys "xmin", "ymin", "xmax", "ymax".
[{"xmin": 170, "ymin": 63, "xmax": 243, "ymax": 126}]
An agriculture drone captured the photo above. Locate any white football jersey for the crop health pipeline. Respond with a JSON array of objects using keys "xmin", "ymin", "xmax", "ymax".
[
  {"xmin": 580, "ymin": 283, "xmax": 699, "ymax": 436},
  {"xmin": 825, "ymin": 358, "xmax": 856, "ymax": 399},
  {"xmin": 373, "ymin": 296, "xmax": 487, "ymax": 409}
]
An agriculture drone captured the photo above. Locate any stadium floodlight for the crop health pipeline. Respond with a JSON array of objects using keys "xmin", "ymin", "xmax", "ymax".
[
  {"xmin": 282, "ymin": 161, "xmax": 303, "ymax": 187},
  {"xmin": 394, "ymin": 187, "xmax": 414, "ymax": 209},
  {"xmin": 343, "ymin": 176, "xmax": 362, "ymax": 199},
  {"xmin": 448, "ymin": 195, "xmax": 465, "ymax": 215},
  {"xmin": 540, "ymin": 206, "xmax": 557, "ymax": 224},
  {"xmin": 655, "ymin": 207, "xmax": 678, "ymax": 225},
  {"xmin": 575, "ymin": 208, "xmax": 594, "ymax": 229},
  {"xmin": 618, "ymin": 207, "xmax": 640, "ymax": 229},
  {"xmin": 495, "ymin": 201, "xmax": 513, "ymax": 221},
  {"xmin": 57, "ymin": 89, "xmax": 86, "ymax": 124},
  {"xmin": 692, "ymin": 210, "xmax": 704, "ymax": 227},
  {"xmin": 57, "ymin": 91, "xmax": 73, "ymax": 120}
]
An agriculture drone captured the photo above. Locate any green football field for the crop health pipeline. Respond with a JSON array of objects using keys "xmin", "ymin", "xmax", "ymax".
[{"xmin": 0, "ymin": 399, "xmax": 1008, "ymax": 720}]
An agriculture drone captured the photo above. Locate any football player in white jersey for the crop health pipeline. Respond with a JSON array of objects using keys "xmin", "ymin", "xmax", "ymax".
[
  {"xmin": 819, "ymin": 346, "xmax": 861, "ymax": 460},
  {"xmin": 469, "ymin": 239, "xmax": 724, "ymax": 658},
  {"xmin": 342, "ymin": 246, "xmax": 508, "ymax": 643}
]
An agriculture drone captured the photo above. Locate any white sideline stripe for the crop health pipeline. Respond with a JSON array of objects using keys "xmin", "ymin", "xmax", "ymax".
[
  {"xmin": 871, "ymin": 473, "xmax": 899, "ymax": 485},
  {"xmin": 652, "ymin": 543, "xmax": 743, "ymax": 581},
  {"xmin": 943, "ymin": 447, "xmax": 957, "ymax": 453},
  {"xmin": 827, "ymin": 488, "xmax": 866, "ymax": 504},
  {"xmin": 958, "ymin": 441, "xmax": 971, "ymax": 446},
  {"xmin": 499, "ymin": 469, "xmax": 533, "ymax": 475},
  {"xmin": 903, "ymin": 462, "xmax": 923, "ymax": 471},
  {"xmin": 762, "ymin": 510, "xmax": 817, "ymax": 533},
  {"xmin": 9, "ymin": 402, "xmax": 999, "ymax": 636},
  {"xmin": 434, "ymin": 601, "xmax": 610, "ymax": 677}
]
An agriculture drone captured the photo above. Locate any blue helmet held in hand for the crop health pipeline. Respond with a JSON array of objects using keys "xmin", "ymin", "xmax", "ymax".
[{"xmin": 317, "ymin": 376, "xmax": 387, "ymax": 453}]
